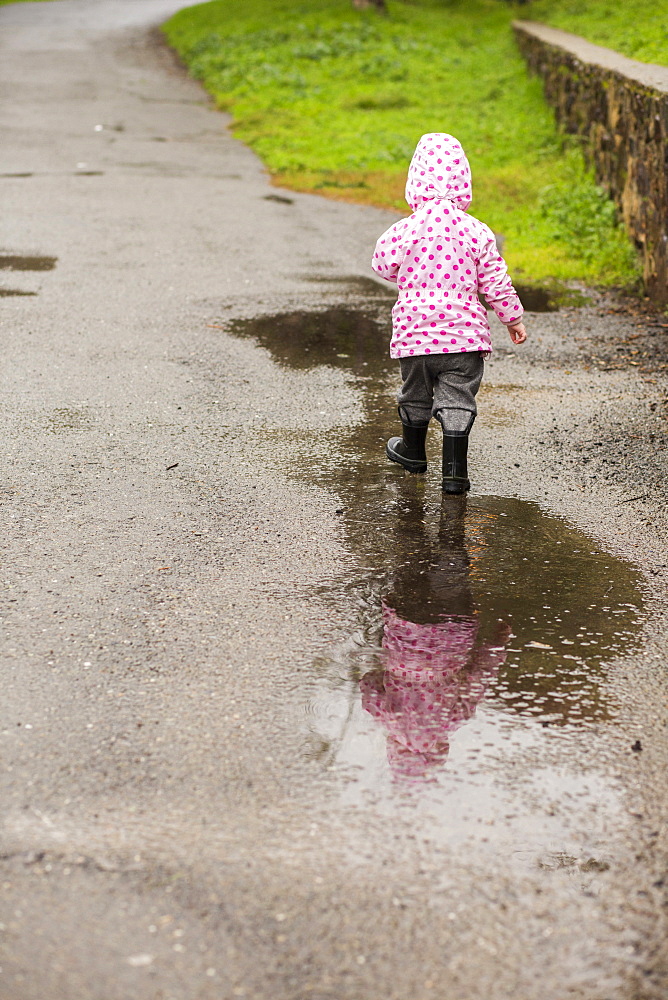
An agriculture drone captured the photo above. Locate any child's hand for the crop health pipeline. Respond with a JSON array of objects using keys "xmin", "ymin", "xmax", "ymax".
[{"xmin": 507, "ymin": 321, "xmax": 527, "ymax": 345}]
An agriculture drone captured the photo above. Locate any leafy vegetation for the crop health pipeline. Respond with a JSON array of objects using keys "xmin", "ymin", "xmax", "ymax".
[
  {"xmin": 528, "ymin": 0, "xmax": 668, "ymax": 65},
  {"xmin": 163, "ymin": 0, "xmax": 646, "ymax": 287},
  {"xmin": 539, "ymin": 155, "xmax": 639, "ymax": 275}
]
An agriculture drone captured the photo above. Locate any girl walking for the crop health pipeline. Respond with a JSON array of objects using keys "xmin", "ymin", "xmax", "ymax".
[{"xmin": 372, "ymin": 133, "xmax": 527, "ymax": 493}]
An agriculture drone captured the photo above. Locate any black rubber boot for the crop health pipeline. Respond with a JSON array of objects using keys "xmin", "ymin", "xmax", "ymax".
[
  {"xmin": 442, "ymin": 434, "xmax": 470, "ymax": 494},
  {"xmin": 386, "ymin": 422, "xmax": 428, "ymax": 474}
]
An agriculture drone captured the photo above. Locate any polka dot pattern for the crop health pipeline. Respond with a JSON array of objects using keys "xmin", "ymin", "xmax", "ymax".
[
  {"xmin": 404, "ymin": 132, "xmax": 472, "ymax": 213},
  {"xmin": 371, "ymin": 133, "xmax": 524, "ymax": 359},
  {"xmin": 359, "ymin": 605, "xmax": 506, "ymax": 780}
]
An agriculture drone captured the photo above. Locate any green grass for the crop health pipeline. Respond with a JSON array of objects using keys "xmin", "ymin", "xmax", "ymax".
[
  {"xmin": 163, "ymin": 0, "xmax": 644, "ymax": 288},
  {"xmin": 528, "ymin": 0, "xmax": 668, "ymax": 65}
]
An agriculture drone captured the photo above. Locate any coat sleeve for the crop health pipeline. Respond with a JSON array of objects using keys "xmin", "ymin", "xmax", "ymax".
[
  {"xmin": 371, "ymin": 222, "xmax": 406, "ymax": 284},
  {"xmin": 476, "ymin": 230, "xmax": 524, "ymax": 325}
]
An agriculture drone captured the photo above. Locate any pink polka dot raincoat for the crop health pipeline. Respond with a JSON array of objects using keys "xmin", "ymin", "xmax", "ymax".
[
  {"xmin": 372, "ymin": 133, "xmax": 523, "ymax": 359},
  {"xmin": 360, "ymin": 605, "xmax": 506, "ymax": 780}
]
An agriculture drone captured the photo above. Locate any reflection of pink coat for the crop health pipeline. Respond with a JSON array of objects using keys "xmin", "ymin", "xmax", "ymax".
[
  {"xmin": 371, "ymin": 133, "xmax": 523, "ymax": 359},
  {"xmin": 360, "ymin": 605, "xmax": 506, "ymax": 779}
]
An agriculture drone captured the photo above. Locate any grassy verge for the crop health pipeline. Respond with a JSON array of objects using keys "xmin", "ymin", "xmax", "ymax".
[
  {"xmin": 163, "ymin": 0, "xmax": 643, "ymax": 289},
  {"xmin": 528, "ymin": 0, "xmax": 668, "ymax": 65}
]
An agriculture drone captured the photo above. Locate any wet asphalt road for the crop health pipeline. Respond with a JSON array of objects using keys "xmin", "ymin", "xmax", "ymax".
[{"xmin": 1, "ymin": 3, "xmax": 667, "ymax": 998}]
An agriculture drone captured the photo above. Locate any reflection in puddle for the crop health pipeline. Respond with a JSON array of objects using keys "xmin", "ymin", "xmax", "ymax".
[
  {"xmin": 223, "ymin": 302, "xmax": 645, "ymax": 801},
  {"xmin": 310, "ymin": 491, "xmax": 642, "ymax": 784},
  {"xmin": 0, "ymin": 289, "xmax": 37, "ymax": 297},
  {"xmin": 362, "ymin": 503, "xmax": 508, "ymax": 780},
  {"xmin": 361, "ymin": 496, "xmax": 505, "ymax": 781}
]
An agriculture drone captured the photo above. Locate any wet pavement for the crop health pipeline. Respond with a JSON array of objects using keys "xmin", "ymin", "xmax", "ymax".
[
  {"xmin": 1, "ymin": 3, "xmax": 667, "ymax": 999},
  {"xmin": 227, "ymin": 305, "xmax": 651, "ymax": 862}
]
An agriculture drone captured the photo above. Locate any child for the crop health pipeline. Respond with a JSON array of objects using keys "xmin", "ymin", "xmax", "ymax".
[{"xmin": 372, "ymin": 133, "xmax": 527, "ymax": 493}]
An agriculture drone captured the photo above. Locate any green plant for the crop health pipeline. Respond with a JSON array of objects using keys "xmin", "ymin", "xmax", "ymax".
[
  {"xmin": 539, "ymin": 156, "xmax": 639, "ymax": 275},
  {"xmin": 163, "ymin": 0, "xmax": 643, "ymax": 288},
  {"xmin": 527, "ymin": 0, "xmax": 668, "ymax": 64}
]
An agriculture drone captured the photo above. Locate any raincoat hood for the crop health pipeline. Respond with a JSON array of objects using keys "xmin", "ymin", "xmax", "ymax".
[
  {"xmin": 371, "ymin": 130, "xmax": 524, "ymax": 358},
  {"xmin": 405, "ymin": 133, "xmax": 472, "ymax": 212}
]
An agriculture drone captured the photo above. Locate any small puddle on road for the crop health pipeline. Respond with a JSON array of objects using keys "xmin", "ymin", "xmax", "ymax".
[
  {"xmin": 0, "ymin": 253, "xmax": 57, "ymax": 298},
  {"xmin": 224, "ymin": 301, "xmax": 646, "ymax": 849},
  {"xmin": 0, "ymin": 254, "xmax": 57, "ymax": 271},
  {"xmin": 479, "ymin": 282, "xmax": 591, "ymax": 312},
  {"xmin": 302, "ymin": 490, "xmax": 641, "ymax": 760}
]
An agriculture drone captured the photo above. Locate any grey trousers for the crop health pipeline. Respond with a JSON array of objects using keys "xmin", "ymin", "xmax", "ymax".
[{"xmin": 397, "ymin": 352, "xmax": 484, "ymax": 434}]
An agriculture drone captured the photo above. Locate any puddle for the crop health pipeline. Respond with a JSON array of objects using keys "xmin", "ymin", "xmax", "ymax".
[
  {"xmin": 0, "ymin": 289, "xmax": 37, "ymax": 297},
  {"xmin": 303, "ymin": 493, "xmax": 642, "ymax": 763},
  {"xmin": 0, "ymin": 172, "xmax": 103, "ymax": 179},
  {"xmin": 227, "ymin": 305, "xmax": 389, "ymax": 374},
  {"xmin": 299, "ymin": 274, "xmax": 397, "ymax": 298},
  {"xmin": 516, "ymin": 283, "xmax": 591, "ymax": 311},
  {"xmin": 292, "ymin": 274, "xmax": 588, "ymax": 313},
  {"xmin": 264, "ymin": 193, "xmax": 294, "ymax": 205},
  {"xmin": 478, "ymin": 283, "xmax": 591, "ymax": 313},
  {"xmin": 0, "ymin": 254, "xmax": 57, "ymax": 272},
  {"xmin": 222, "ymin": 303, "xmax": 646, "ymax": 841},
  {"xmin": 514, "ymin": 283, "xmax": 559, "ymax": 312}
]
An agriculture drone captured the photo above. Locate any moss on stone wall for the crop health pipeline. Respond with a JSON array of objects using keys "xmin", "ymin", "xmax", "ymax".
[{"xmin": 514, "ymin": 22, "xmax": 668, "ymax": 306}]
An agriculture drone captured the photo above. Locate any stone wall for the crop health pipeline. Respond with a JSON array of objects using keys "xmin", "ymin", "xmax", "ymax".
[{"xmin": 513, "ymin": 20, "xmax": 668, "ymax": 306}]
